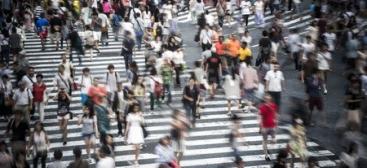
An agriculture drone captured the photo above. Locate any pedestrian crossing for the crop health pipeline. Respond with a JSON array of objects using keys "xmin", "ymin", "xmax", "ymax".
[{"xmin": 0, "ymin": 8, "xmax": 340, "ymax": 168}]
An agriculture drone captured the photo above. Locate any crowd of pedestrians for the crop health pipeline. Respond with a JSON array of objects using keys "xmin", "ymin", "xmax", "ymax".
[{"xmin": 0, "ymin": 0, "xmax": 365, "ymax": 168}]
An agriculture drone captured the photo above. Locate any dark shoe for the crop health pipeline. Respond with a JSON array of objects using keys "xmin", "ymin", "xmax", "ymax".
[
  {"xmin": 63, "ymin": 141, "xmax": 67, "ymax": 146},
  {"xmin": 265, "ymin": 156, "xmax": 271, "ymax": 161}
]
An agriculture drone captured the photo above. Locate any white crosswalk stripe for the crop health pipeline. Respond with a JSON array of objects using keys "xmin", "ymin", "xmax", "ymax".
[{"xmin": 2, "ymin": 8, "xmax": 339, "ymax": 168}]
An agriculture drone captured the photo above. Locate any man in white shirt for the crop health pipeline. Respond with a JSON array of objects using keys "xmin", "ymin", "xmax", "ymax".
[
  {"xmin": 322, "ymin": 27, "xmax": 336, "ymax": 52},
  {"xmin": 13, "ymin": 82, "xmax": 33, "ymax": 123},
  {"xmin": 96, "ymin": 146, "xmax": 115, "ymax": 168},
  {"xmin": 78, "ymin": 68, "xmax": 93, "ymax": 107},
  {"xmin": 240, "ymin": 0, "xmax": 252, "ymax": 27},
  {"xmin": 21, "ymin": 66, "xmax": 36, "ymax": 91},
  {"xmin": 200, "ymin": 25, "xmax": 213, "ymax": 51},
  {"xmin": 265, "ymin": 64, "xmax": 284, "ymax": 108},
  {"xmin": 287, "ymin": 29, "xmax": 302, "ymax": 70},
  {"xmin": 254, "ymin": 0, "xmax": 265, "ymax": 27},
  {"xmin": 98, "ymin": 11, "xmax": 110, "ymax": 46},
  {"xmin": 105, "ymin": 64, "xmax": 121, "ymax": 102}
]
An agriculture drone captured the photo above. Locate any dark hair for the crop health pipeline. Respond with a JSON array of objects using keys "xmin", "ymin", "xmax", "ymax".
[
  {"xmin": 53, "ymin": 149, "xmax": 63, "ymax": 160},
  {"xmin": 107, "ymin": 64, "xmax": 115, "ymax": 70},
  {"xmin": 150, "ymin": 68, "xmax": 158, "ymax": 76},
  {"xmin": 34, "ymin": 121, "xmax": 45, "ymax": 132},
  {"xmin": 73, "ymin": 147, "xmax": 82, "ymax": 158},
  {"xmin": 82, "ymin": 67, "xmax": 90, "ymax": 73},
  {"xmin": 194, "ymin": 60, "xmax": 202, "ymax": 68},
  {"xmin": 99, "ymin": 145, "xmax": 111, "ymax": 156},
  {"xmin": 158, "ymin": 136, "xmax": 170, "ymax": 145},
  {"xmin": 262, "ymin": 30, "xmax": 268, "ymax": 37},
  {"xmin": 36, "ymin": 73, "xmax": 43, "ymax": 79},
  {"xmin": 128, "ymin": 103, "xmax": 141, "ymax": 113},
  {"xmin": 276, "ymin": 149, "xmax": 289, "ymax": 161},
  {"xmin": 1, "ymin": 74, "xmax": 9, "ymax": 79}
]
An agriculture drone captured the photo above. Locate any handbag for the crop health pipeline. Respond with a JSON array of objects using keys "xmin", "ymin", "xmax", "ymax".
[{"xmin": 141, "ymin": 122, "xmax": 149, "ymax": 138}]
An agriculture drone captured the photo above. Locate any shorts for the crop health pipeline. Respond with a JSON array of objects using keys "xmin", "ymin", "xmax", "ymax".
[
  {"xmin": 261, "ymin": 128, "xmax": 275, "ymax": 141},
  {"xmin": 82, "ymin": 133, "xmax": 96, "ymax": 141},
  {"xmin": 57, "ymin": 113, "xmax": 70, "ymax": 120},
  {"xmin": 50, "ymin": 32, "xmax": 61, "ymax": 41},
  {"xmin": 80, "ymin": 93, "xmax": 89, "ymax": 106},
  {"xmin": 208, "ymin": 72, "xmax": 219, "ymax": 84},
  {"xmin": 93, "ymin": 31, "xmax": 101, "ymax": 41},
  {"xmin": 308, "ymin": 96, "xmax": 323, "ymax": 111},
  {"xmin": 11, "ymin": 48, "xmax": 22, "ymax": 55},
  {"xmin": 39, "ymin": 31, "xmax": 48, "ymax": 39},
  {"xmin": 172, "ymin": 139, "xmax": 186, "ymax": 153}
]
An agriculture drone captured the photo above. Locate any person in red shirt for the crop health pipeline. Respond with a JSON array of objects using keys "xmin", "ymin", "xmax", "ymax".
[
  {"xmin": 32, "ymin": 74, "xmax": 48, "ymax": 122},
  {"xmin": 88, "ymin": 78, "xmax": 107, "ymax": 106},
  {"xmin": 258, "ymin": 94, "xmax": 278, "ymax": 161}
]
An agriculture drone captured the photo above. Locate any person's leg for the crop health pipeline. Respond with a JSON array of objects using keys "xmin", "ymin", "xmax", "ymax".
[
  {"xmin": 85, "ymin": 137, "xmax": 91, "ymax": 158},
  {"xmin": 262, "ymin": 131, "xmax": 270, "ymax": 160},
  {"xmin": 41, "ymin": 151, "xmax": 47, "ymax": 168},
  {"xmin": 134, "ymin": 144, "xmax": 140, "ymax": 163},
  {"xmin": 150, "ymin": 92, "xmax": 155, "ymax": 110},
  {"xmin": 166, "ymin": 84, "xmax": 172, "ymax": 104},
  {"xmin": 175, "ymin": 66, "xmax": 181, "ymax": 87},
  {"xmin": 40, "ymin": 102, "xmax": 45, "ymax": 122},
  {"xmin": 33, "ymin": 152, "xmax": 40, "ymax": 168},
  {"xmin": 227, "ymin": 100, "xmax": 232, "ymax": 115},
  {"xmin": 244, "ymin": 15, "xmax": 249, "ymax": 27}
]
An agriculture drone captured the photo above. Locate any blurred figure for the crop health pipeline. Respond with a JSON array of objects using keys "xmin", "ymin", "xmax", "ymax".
[
  {"xmin": 288, "ymin": 118, "xmax": 307, "ymax": 168},
  {"xmin": 100, "ymin": 134, "xmax": 115, "ymax": 158},
  {"xmin": 0, "ymin": 141, "xmax": 12, "ymax": 168},
  {"xmin": 6, "ymin": 110, "xmax": 29, "ymax": 157},
  {"xmin": 272, "ymin": 149, "xmax": 288, "ymax": 168},
  {"xmin": 229, "ymin": 114, "xmax": 247, "ymax": 162},
  {"xmin": 307, "ymin": 156, "xmax": 319, "ymax": 168},
  {"xmin": 67, "ymin": 147, "xmax": 89, "ymax": 168},
  {"xmin": 170, "ymin": 109, "xmax": 190, "ymax": 165},
  {"xmin": 96, "ymin": 146, "xmax": 114, "ymax": 168},
  {"xmin": 340, "ymin": 142, "xmax": 359, "ymax": 168},
  {"xmin": 47, "ymin": 149, "xmax": 66, "ymax": 168},
  {"xmin": 155, "ymin": 136, "xmax": 178, "ymax": 167}
]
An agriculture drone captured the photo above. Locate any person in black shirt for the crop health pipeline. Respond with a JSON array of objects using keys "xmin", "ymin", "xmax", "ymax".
[
  {"xmin": 182, "ymin": 78, "xmax": 200, "ymax": 127},
  {"xmin": 49, "ymin": 13, "xmax": 63, "ymax": 50},
  {"xmin": 204, "ymin": 52, "xmax": 222, "ymax": 99},
  {"xmin": 6, "ymin": 110, "xmax": 30, "ymax": 157},
  {"xmin": 68, "ymin": 28, "xmax": 84, "ymax": 65},
  {"xmin": 121, "ymin": 31, "xmax": 135, "ymax": 70},
  {"xmin": 257, "ymin": 30, "xmax": 272, "ymax": 66}
]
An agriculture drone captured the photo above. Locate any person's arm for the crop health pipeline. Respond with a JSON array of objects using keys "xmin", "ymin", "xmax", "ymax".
[
  {"xmin": 27, "ymin": 133, "xmax": 34, "ymax": 151},
  {"xmin": 94, "ymin": 115, "xmax": 99, "ymax": 138}
]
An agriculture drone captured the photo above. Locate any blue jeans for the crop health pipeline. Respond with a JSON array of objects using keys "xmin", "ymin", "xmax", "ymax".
[
  {"xmin": 244, "ymin": 89, "xmax": 256, "ymax": 103},
  {"xmin": 162, "ymin": 84, "xmax": 172, "ymax": 104},
  {"xmin": 123, "ymin": 52, "xmax": 133, "ymax": 70},
  {"xmin": 135, "ymin": 33, "xmax": 143, "ymax": 50},
  {"xmin": 184, "ymin": 102, "xmax": 196, "ymax": 125}
]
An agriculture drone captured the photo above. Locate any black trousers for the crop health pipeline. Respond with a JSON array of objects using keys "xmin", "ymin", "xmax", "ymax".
[
  {"xmin": 268, "ymin": 91, "xmax": 281, "ymax": 109},
  {"xmin": 33, "ymin": 151, "xmax": 47, "ymax": 168}
]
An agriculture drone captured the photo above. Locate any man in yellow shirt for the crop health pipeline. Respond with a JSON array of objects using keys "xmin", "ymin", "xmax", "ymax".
[{"xmin": 239, "ymin": 42, "xmax": 252, "ymax": 62}]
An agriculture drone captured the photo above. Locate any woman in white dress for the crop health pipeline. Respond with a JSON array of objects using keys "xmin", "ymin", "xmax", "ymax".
[
  {"xmin": 125, "ymin": 103, "xmax": 145, "ymax": 165},
  {"xmin": 223, "ymin": 70, "xmax": 241, "ymax": 115},
  {"xmin": 80, "ymin": 2, "xmax": 92, "ymax": 25}
]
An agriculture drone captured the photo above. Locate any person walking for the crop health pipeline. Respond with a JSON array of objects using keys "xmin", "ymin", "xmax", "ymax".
[
  {"xmin": 182, "ymin": 78, "xmax": 200, "ymax": 127},
  {"xmin": 67, "ymin": 147, "xmax": 89, "ymax": 168},
  {"xmin": 12, "ymin": 82, "xmax": 33, "ymax": 123},
  {"xmin": 254, "ymin": 0, "xmax": 265, "ymax": 27},
  {"xmin": 111, "ymin": 82, "xmax": 128, "ymax": 137},
  {"xmin": 78, "ymin": 68, "xmax": 93, "ymax": 107},
  {"xmin": 96, "ymin": 146, "xmax": 115, "ymax": 168},
  {"xmin": 121, "ymin": 31, "xmax": 135, "ymax": 71},
  {"xmin": 305, "ymin": 70, "xmax": 325, "ymax": 126},
  {"xmin": 28, "ymin": 121, "xmax": 49, "ymax": 168},
  {"xmin": 5, "ymin": 110, "xmax": 30, "ymax": 157},
  {"xmin": 54, "ymin": 88, "xmax": 71, "ymax": 145},
  {"xmin": 155, "ymin": 136, "xmax": 178, "ymax": 167},
  {"xmin": 32, "ymin": 74, "xmax": 48, "ymax": 122},
  {"xmin": 264, "ymin": 63, "xmax": 284, "ymax": 108},
  {"xmin": 223, "ymin": 69, "xmax": 241, "ymax": 115},
  {"xmin": 170, "ymin": 110, "xmax": 190, "ymax": 165},
  {"xmin": 149, "ymin": 68, "xmax": 163, "ymax": 111},
  {"xmin": 288, "ymin": 118, "xmax": 307, "ymax": 168},
  {"xmin": 78, "ymin": 107, "xmax": 99, "ymax": 162},
  {"xmin": 240, "ymin": 0, "xmax": 252, "ymax": 27},
  {"xmin": 160, "ymin": 58, "xmax": 174, "ymax": 105},
  {"xmin": 258, "ymin": 94, "xmax": 278, "ymax": 161},
  {"xmin": 47, "ymin": 149, "xmax": 66, "ymax": 168},
  {"xmin": 125, "ymin": 103, "xmax": 145, "ymax": 166}
]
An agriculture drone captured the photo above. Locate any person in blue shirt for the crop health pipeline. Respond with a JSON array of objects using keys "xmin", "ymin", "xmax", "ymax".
[{"xmin": 35, "ymin": 13, "xmax": 49, "ymax": 51}]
